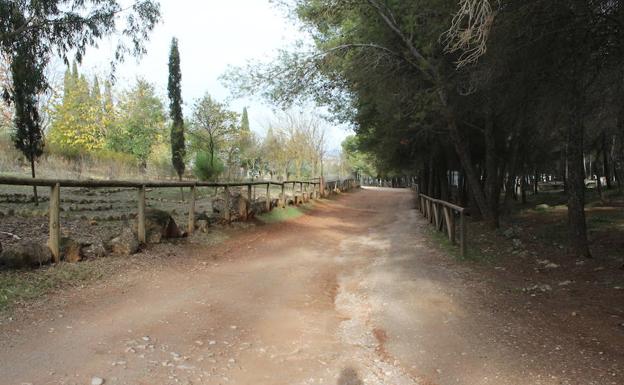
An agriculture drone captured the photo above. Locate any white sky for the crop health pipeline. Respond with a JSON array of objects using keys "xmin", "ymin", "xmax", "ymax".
[{"xmin": 78, "ymin": 0, "xmax": 351, "ymax": 152}]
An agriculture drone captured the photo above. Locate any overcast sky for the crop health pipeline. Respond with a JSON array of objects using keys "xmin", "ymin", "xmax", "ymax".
[{"xmin": 79, "ymin": 0, "xmax": 351, "ymax": 152}]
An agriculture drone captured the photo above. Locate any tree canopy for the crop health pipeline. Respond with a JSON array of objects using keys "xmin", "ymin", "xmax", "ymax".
[{"xmin": 226, "ymin": 0, "xmax": 624, "ymax": 257}]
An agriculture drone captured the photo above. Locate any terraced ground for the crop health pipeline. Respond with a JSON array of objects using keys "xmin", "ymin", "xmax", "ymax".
[{"xmin": 0, "ymin": 184, "xmax": 288, "ymax": 251}]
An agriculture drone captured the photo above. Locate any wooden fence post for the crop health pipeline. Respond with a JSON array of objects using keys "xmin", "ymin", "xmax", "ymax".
[
  {"xmin": 460, "ymin": 211, "xmax": 466, "ymax": 257},
  {"xmin": 442, "ymin": 207, "xmax": 453, "ymax": 242},
  {"xmin": 224, "ymin": 185, "xmax": 231, "ymax": 223},
  {"xmin": 450, "ymin": 210, "xmax": 456, "ymax": 244},
  {"xmin": 138, "ymin": 186, "xmax": 146, "ymax": 243},
  {"xmin": 188, "ymin": 185, "xmax": 196, "ymax": 234},
  {"xmin": 292, "ymin": 182, "xmax": 296, "ymax": 204},
  {"xmin": 429, "ymin": 201, "xmax": 434, "ymax": 224},
  {"xmin": 281, "ymin": 183, "xmax": 286, "ymax": 208},
  {"xmin": 247, "ymin": 184, "xmax": 252, "ymax": 218},
  {"xmin": 266, "ymin": 183, "xmax": 271, "ymax": 211},
  {"xmin": 48, "ymin": 183, "xmax": 60, "ymax": 263}
]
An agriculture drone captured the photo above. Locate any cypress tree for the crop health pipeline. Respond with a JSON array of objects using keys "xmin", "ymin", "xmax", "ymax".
[
  {"xmin": 168, "ymin": 37, "xmax": 185, "ymax": 182},
  {"xmin": 241, "ymin": 107, "xmax": 250, "ymax": 132},
  {"xmin": 8, "ymin": 37, "xmax": 46, "ymax": 205}
]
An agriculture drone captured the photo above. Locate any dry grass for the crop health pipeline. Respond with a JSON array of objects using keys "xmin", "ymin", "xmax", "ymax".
[{"xmin": 0, "ymin": 258, "xmax": 119, "ymax": 314}]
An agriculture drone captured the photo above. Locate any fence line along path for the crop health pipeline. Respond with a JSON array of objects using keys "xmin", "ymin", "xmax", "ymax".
[
  {"xmin": 414, "ymin": 187, "xmax": 468, "ymax": 257},
  {"xmin": 0, "ymin": 176, "xmax": 359, "ymax": 263}
]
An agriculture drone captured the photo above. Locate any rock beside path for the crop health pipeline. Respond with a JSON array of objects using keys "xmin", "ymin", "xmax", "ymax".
[
  {"xmin": 212, "ymin": 192, "xmax": 250, "ymax": 221},
  {"xmin": 83, "ymin": 240, "xmax": 107, "ymax": 259},
  {"xmin": 109, "ymin": 228, "xmax": 139, "ymax": 256},
  {"xmin": 0, "ymin": 241, "xmax": 52, "ymax": 268},
  {"xmin": 134, "ymin": 208, "xmax": 184, "ymax": 243},
  {"xmin": 60, "ymin": 237, "xmax": 82, "ymax": 263}
]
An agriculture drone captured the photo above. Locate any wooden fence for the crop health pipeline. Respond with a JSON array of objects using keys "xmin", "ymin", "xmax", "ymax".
[
  {"xmin": 0, "ymin": 176, "xmax": 359, "ymax": 262},
  {"xmin": 415, "ymin": 187, "xmax": 468, "ymax": 257}
]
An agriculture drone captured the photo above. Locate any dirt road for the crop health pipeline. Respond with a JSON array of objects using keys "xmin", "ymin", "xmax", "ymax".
[{"xmin": 0, "ymin": 188, "xmax": 621, "ymax": 385}]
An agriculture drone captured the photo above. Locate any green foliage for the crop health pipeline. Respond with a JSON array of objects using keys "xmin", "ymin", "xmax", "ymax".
[
  {"xmin": 238, "ymin": 107, "xmax": 256, "ymax": 172},
  {"xmin": 257, "ymin": 203, "xmax": 314, "ymax": 224},
  {"xmin": 168, "ymin": 37, "xmax": 185, "ymax": 178},
  {"xmin": 0, "ymin": 1, "xmax": 161, "ymax": 71},
  {"xmin": 0, "ymin": 0, "xmax": 160, "ymax": 180},
  {"xmin": 194, "ymin": 151, "xmax": 224, "ymax": 181},
  {"xmin": 190, "ymin": 94, "xmax": 239, "ymax": 169},
  {"xmin": 48, "ymin": 65, "xmax": 106, "ymax": 157},
  {"xmin": 107, "ymin": 79, "xmax": 166, "ymax": 167},
  {"xmin": 241, "ymin": 107, "xmax": 250, "ymax": 132},
  {"xmin": 341, "ymin": 135, "xmax": 377, "ymax": 178},
  {"xmin": 7, "ymin": 31, "xmax": 45, "ymax": 170}
]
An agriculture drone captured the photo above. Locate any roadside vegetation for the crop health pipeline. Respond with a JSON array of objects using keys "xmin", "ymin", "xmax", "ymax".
[
  {"xmin": 257, "ymin": 203, "xmax": 314, "ymax": 224},
  {"xmin": 226, "ymin": 0, "xmax": 624, "ymax": 261},
  {"xmin": 0, "ymin": 257, "xmax": 112, "ymax": 314}
]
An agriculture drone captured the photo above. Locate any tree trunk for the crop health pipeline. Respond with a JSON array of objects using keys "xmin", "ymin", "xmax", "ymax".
[
  {"xmin": 30, "ymin": 156, "xmax": 39, "ymax": 206},
  {"xmin": 444, "ymin": 108, "xmax": 495, "ymax": 226},
  {"xmin": 179, "ymin": 174, "xmax": 185, "ymax": 201},
  {"xmin": 435, "ymin": 86, "xmax": 495, "ymax": 226},
  {"xmin": 503, "ymin": 130, "xmax": 523, "ymax": 212},
  {"xmin": 596, "ymin": 170, "xmax": 603, "ymax": 201},
  {"xmin": 533, "ymin": 170, "xmax": 539, "ymax": 194},
  {"xmin": 483, "ymin": 107, "xmax": 501, "ymax": 227},
  {"xmin": 566, "ymin": 111, "xmax": 591, "ymax": 258},
  {"xmin": 602, "ymin": 132, "xmax": 612, "ymax": 189},
  {"xmin": 563, "ymin": 145, "xmax": 568, "ymax": 193}
]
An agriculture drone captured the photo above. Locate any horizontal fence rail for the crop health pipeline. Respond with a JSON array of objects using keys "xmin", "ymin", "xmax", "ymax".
[
  {"xmin": 414, "ymin": 187, "xmax": 468, "ymax": 257},
  {"xmin": 0, "ymin": 176, "xmax": 359, "ymax": 263}
]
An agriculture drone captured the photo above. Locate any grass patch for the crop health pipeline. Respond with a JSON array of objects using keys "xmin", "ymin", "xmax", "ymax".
[
  {"xmin": 257, "ymin": 203, "xmax": 314, "ymax": 224},
  {"xmin": 425, "ymin": 226, "xmax": 497, "ymax": 263},
  {"xmin": 0, "ymin": 259, "xmax": 113, "ymax": 314},
  {"xmin": 586, "ymin": 210, "xmax": 624, "ymax": 231}
]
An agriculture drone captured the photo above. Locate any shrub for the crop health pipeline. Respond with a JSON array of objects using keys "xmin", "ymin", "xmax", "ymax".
[{"xmin": 194, "ymin": 152, "xmax": 223, "ymax": 181}]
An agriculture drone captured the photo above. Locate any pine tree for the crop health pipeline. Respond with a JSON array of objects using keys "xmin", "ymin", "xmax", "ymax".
[{"xmin": 168, "ymin": 37, "xmax": 185, "ymax": 182}]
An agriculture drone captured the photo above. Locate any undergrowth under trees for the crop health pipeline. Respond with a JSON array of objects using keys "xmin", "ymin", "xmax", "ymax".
[{"xmin": 225, "ymin": 0, "xmax": 624, "ymax": 258}]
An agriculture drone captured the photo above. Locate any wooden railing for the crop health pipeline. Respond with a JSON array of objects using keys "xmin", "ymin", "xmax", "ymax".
[
  {"xmin": 0, "ymin": 176, "xmax": 358, "ymax": 262},
  {"xmin": 415, "ymin": 188, "xmax": 468, "ymax": 257}
]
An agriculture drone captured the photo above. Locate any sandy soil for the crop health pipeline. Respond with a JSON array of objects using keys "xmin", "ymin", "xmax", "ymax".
[{"xmin": 0, "ymin": 187, "xmax": 622, "ymax": 385}]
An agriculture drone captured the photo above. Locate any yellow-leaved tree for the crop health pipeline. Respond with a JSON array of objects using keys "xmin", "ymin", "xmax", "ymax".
[{"xmin": 48, "ymin": 63, "xmax": 106, "ymax": 157}]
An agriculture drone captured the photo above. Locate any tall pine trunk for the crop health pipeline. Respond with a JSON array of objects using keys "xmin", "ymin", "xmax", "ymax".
[
  {"xmin": 447, "ymin": 114, "xmax": 496, "ymax": 227},
  {"xmin": 483, "ymin": 112, "xmax": 501, "ymax": 227},
  {"xmin": 566, "ymin": 109, "xmax": 591, "ymax": 258},
  {"xmin": 439, "ymin": 89, "xmax": 496, "ymax": 227},
  {"xmin": 602, "ymin": 132, "xmax": 612, "ymax": 189}
]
